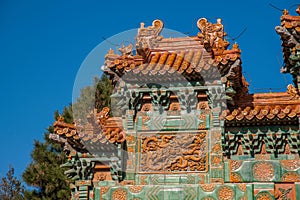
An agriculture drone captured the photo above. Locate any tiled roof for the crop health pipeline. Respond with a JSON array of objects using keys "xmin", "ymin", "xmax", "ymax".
[
  {"xmin": 280, "ymin": 8, "xmax": 300, "ymax": 29},
  {"xmin": 103, "ymin": 18, "xmax": 246, "ymax": 94},
  {"xmin": 223, "ymin": 90, "xmax": 300, "ymax": 125},
  {"xmin": 84, "ymin": 108, "xmax": 125, "ymax": 144},
  {"xmin": 53, "ymin": 119, "xmax": 78, "ymax": 139},
  {"xmin": 224, "ymin": 105, "xmax": 300, "ymax": 122},
  {"xmin": 53, "ymin": 108, "xmax": 125, "ymax": 145},
  {"xmin": 105, "ymin": 42, "xmax": 240, "ymax": 79}
]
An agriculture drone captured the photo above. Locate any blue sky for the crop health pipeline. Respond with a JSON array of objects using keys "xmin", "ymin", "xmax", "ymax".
[{"xmin": 0, "ymin": 0, "xmax": 298, "ymax": 179}]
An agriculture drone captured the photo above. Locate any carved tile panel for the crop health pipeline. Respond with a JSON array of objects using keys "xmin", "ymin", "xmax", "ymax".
[{"xmin": 139, "ymin": 132, "xmax": 208, "ymax": 173}]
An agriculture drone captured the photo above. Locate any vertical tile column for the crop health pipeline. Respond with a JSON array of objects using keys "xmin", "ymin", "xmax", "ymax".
[
  {"xmin": 124, "ymin": 110, "xmax": 136, "ymax": 184},
  {"xmin": 209, "ymin": 108, "xmax": 224, "ymax": 183}
]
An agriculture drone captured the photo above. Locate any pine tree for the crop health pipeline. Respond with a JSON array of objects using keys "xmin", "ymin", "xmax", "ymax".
[
  {"xmin": 22, "ymin": 74, "xmax": 113, "ymax": 199},
  {"xmin": 95, "ymin": 74, "xmax": 113, "ymax": 111},
  {"xmin": 22, "ymin": 106, "xmax": 72, "ymax": 200},
  {"xmin": 0, "ymin": 166, "xmax": 25, "ymax": 200}
]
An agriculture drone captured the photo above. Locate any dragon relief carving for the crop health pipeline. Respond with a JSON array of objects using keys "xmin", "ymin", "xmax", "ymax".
[{"xmin": 140, "ymin": 133, "xmax": 207, "ymax": 172}]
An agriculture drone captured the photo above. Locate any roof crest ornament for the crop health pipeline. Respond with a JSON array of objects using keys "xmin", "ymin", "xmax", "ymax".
[
  {"xmin": 137, "ymin": 19, "xmax": 164, "ymax": 37},
  {"xmin": 286, "ymin": 84, "xmax": 299, "ymax": 99},
  {"xmin": 276, "ymin": 5, "xmax": 300, "ymax": 90},
  {"xmin": 118, "ymin": 43, "xmax": 133, "ymax": 57},
  {"xmin": 136, "ymin": 19, "xmax": 164, "ymax": 57},
  {"xmin": 197, "ymin": 18, "xmax": 230, "ymax": 54}
]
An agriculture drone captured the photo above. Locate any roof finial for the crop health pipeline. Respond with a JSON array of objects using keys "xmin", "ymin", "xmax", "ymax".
[
  {"xmin": 108, "ymin": 48, "xmax": 114, "ymax": 55},
  {"xmin": 296, "ymin": 5, "xmax": 300, "ymax": 15},
  {"xmin": 232, "ymin": 43, "xmax": 239, "ymax": 50},
  {"xmin": 286, "ymin": 84, "xmax": 299, "ymax": 99},
  {"xmin": 283, "ymin": 9, "xmax": 289, "ymax": 15},
  {"xmin": 137, "ymin": 19, "xmax": 164, "ymax": 37},
  {"xmin": 197, "ymin": 17, "xmax": 229, "ymax": 53},
  {"xmin": 118, "ymin": 43, "xmax": 133, "ymax": 56}
]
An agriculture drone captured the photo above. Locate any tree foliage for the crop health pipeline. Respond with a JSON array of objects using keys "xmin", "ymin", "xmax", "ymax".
[
  {"xmin": 0, "ymin": 166, "xmax": 25, "ymax": 200},
  {"xmin": 73, "ymin": 74, "xmax": 113, "ymax": 123},
  {"xmin": 22, "ymin": 107, "xmax": 73, "ymax": 200},
  {"xmin": 22, "ymin": 74, "xmax": 113, "ymax": 199},
  {"xmin": 95, "ymin": 74, "xmax": 113, "ymax": 111}
]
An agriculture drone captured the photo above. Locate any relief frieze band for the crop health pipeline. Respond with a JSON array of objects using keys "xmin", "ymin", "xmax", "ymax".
[{"xmin": 136, "ymin": 111, "xmax": 209, "ymax": 131}]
